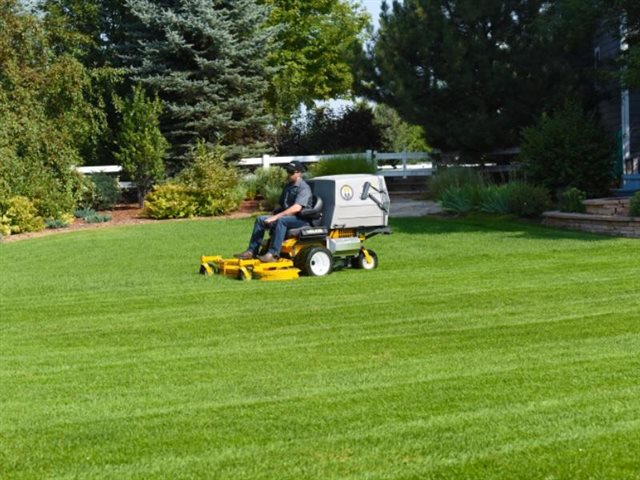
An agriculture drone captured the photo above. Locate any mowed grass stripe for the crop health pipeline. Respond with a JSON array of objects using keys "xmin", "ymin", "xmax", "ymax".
[{"xmin": 1, "ymin": 216, "xmax": 639, "ymax": 479}]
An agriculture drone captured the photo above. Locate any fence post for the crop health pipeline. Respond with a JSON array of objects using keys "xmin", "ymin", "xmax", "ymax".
[
  {"xmin": 261, "ymin": 154, "xmax": 271, "ymax": 169},
  {"xmin": 402, "ymin": 151, "xmax": 408, "ymax": 179}
]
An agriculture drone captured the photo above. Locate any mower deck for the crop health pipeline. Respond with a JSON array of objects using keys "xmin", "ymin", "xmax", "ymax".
[{"xmin": 200, "ymin": 255, "xmax": 300, "ymax": 281}]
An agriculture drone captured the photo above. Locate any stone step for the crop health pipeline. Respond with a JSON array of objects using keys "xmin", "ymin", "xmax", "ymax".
[
  {"xmin": 389, "ymin": 191, "xmax": 427, "ymax": 200},
  {"xmin": 385, "ymin": 177, "xmax": 428, "ymax": 197},
  {"xmin": 583, "ymin": 197, "xmax": 630, "ymax": 216}
]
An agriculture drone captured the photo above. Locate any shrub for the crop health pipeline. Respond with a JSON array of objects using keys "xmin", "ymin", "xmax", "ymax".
[
  {"xmin": 85, "ymin": 213, "xmax": 112, "ymax": 224},
  {"xmin": 506, "ymin": 182, "xmax": 551, "ymax": 217},
  {"xmin": 428, "ymin": 167, "xmax": 487, "ymax": 200},
  {"xmin": 254, "ymin": 166, "xmax": 287, "ymax": 193},
  {"xmin": 559, "ymin": 187, "xmax": 587, "ymax": 213},
  {"xmin": 90, "ymin": 173, "xmax": 121, "ymax": 210},
  {"xmin": 240, "ymin": 174, "xmax": 259, "ymax": 200},
  {"xmin": 45, "ymin": 215, "xmax": 73, "ymax": 229},
  {"xmin": 630, "ymin": 192, "xmax": 640, "ymax": 217},
  {"xmin": 143, "ymin": 183, "xmax": 197, "ymax": 219},
  {"xmin": 179, "ymin": 142, "xmax": 241, "ymax": 216},
  {"xmin": 74, "ymin": 207, "xmax": 96, "ymax": 219},
  {"xmin": 308, "ymin": 156, "xmax": 377, "ymax": 177},
  {"xmin": 254, "ymin": 167, "xmax": 288, "ymax": 210},
  {"xmin": 33, "ymin": 180, "xmax": 81, "ymax": 221},
  {"xmin": 262, "ymin": 184, "xmax": 284, "ymax": 211},
  {"xmin": 0, "ymin": 213, "xmax": 11, "ymax": 237},
  {"xmin": 519, "ymin": 101, "xmax": 615, "ymax": 197},
  {"xmin": 2, "ymin": 196, "xmax": 45, "ymax": 234}
]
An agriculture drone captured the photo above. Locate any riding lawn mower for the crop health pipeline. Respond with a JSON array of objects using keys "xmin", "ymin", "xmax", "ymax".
[{"xmin": 200, "ymin": 174, "xmax": 391, "ymax": 281}]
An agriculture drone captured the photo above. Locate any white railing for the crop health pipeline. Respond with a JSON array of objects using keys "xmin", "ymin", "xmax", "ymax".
[
  {"xmin": 239, "ymin": 150, "xmax": 434, "ymax": 179},
  {"xmin": 74, "ymin": 151, "xmax": 435, "ymax": 186},
  {"xmin": 74, "ymin": 165, "xmax": 134, "ymax": 189},
  {"xmin": 76, "ymin": 165, "xmax": 123, "ymax": 174}
]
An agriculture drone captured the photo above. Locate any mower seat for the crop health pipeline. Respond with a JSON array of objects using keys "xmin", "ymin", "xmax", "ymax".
[
  {"xmin": 286, "ymin": 225, "xmax": 328, "ymax": 240},
  {"xmin": 286, "ymin": 195, "xmax": 324, "ymax": 239}
]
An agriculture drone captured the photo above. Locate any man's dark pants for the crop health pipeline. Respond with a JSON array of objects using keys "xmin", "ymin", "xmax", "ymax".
[{"xmin": 248, "ymin": 215, "xmax": 308, "ymax": 257}]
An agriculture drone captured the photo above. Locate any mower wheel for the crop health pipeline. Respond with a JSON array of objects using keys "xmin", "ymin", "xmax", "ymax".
[
  {"xmin": 300, "ymin": 246, "xmax": 333, "ymax": 277},
  {"xmin": 237, "ymin": 267, "xmax": 252, "ymax": 281},
  {"xmin": 353, "ymin": 249, "xmax": 378, "ymax": 270}
]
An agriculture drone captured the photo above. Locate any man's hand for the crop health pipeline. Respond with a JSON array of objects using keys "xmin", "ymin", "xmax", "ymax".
[
  {"xmin": 264, "ymin": 215, "xmax": 279, "ymax": 225},
  {"xmin": 265, "ymin": 204, "xmax": 303, "ymax": 226}
]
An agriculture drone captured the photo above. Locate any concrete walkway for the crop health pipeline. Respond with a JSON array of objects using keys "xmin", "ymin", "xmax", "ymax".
[{"xmin": 389, "ymin": 198, "xmax": 443, "ymax": 218}]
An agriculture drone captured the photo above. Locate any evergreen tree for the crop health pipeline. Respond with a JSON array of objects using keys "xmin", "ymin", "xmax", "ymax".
[
  {"xmin": 610, "ymin": 0, "xmax": 640, "ymax": 88},
  {"xmin": 114, "ymin": 85, "xmax": 168, "ymax": 207},
  {"xmin": 123, "ymin": 0, "xmax": 275, "ymax": 170},
  {"xmin": 364, "ymin": 0, "xmax": 602, "ymax": 158}
]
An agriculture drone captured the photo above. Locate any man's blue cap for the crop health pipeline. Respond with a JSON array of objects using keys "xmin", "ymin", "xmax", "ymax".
[{"xmin": 284, "ymin": 160, "xmax": 304, "ymax": 172}]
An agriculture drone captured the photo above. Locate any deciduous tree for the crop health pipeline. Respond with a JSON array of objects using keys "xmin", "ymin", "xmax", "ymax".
[
  {"xmin": 261, "ymin": 0, "xmax": 370, "ymax": 119},
  {"xmin": 0, "ymin": 0, "xmax": 105, "ymax": 218}
]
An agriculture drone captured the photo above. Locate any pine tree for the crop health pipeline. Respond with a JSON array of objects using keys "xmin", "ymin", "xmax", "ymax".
[
  {"xmin": 365, "ymin": 0, "xmax": 602, "ymax": 158},
  {"xmin": 122, "ymin": 0, "xmax": 275, "ymax": 170}
]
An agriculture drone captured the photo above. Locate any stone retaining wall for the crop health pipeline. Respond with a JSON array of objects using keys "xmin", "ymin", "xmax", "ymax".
[
  {"xmin": 542, "ymin": 211, "xmax": 640, "ymax": 238},
  {"xmin": 583, "ymin": 197, "xmax": 630, "ymax": 216}
]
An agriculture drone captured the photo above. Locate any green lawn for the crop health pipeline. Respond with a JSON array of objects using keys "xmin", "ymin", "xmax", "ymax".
[{"xmin": 1, "ymin": 216, "xmax": 639, "ymax": 479}]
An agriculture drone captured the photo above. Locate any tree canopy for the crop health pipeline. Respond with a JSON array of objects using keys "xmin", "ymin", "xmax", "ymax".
[
  {"xmin": 262, "ymin": 0, "xmax": 370, "ymax": 119},
  {"xmin": 0, "ymin": 0, "xmax": 105, "ymax": 217},
  {"xmin": 363, "ymin": 0, "xmax": 603, "ymax": 158}
]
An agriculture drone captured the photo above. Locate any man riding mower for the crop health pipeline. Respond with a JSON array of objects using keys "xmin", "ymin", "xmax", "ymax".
[{"xmin": 200, "ymin": 172, "xmax": 391, "ymax": 281}]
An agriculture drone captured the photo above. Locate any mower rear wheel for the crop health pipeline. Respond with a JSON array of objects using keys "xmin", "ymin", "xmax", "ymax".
[
  {"xmin": 353, "ymin": 249, "xmax": 378, "ymax": 270},
  {"xmin": 300, "ymin": 246, "xmax": 333, "ymax": 277}
]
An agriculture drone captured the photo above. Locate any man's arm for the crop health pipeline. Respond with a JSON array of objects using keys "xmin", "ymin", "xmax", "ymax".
[{"xmin": 264, "ymin": 204, "xmax": 303, "ymax": 224}]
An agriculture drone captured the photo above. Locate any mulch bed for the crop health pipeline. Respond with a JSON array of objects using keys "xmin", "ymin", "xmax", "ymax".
[{"xmin": 1, "ymin": 201, "xmax": 262, "ymax": 244}]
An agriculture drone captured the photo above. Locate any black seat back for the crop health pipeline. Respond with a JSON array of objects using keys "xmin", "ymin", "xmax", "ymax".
[{"xmin": 298, "ymin": 195, "xmax": 323, "ymax": 226}]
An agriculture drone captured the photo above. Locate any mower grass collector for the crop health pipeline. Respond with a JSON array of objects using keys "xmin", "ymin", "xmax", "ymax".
[{"xmin": 200, "ymin": 174, "xmax": 391, "ymax": 281}]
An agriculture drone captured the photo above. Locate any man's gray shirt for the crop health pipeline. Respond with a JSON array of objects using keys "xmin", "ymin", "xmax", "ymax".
[{"xmin": 279, "ymin": 178, "xmax": 313, "ymax": 212}]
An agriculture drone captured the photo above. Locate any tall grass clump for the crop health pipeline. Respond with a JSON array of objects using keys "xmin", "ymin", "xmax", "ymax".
[
  {"xmin": 308, "ymin": 155, "xmax": 376, "ymax": 177},
  {"xmin": 427, "ymin": 167, "xmax": 486, "ymax": 199},
  {"xmin": 437, "ymin": 177, "xmax": 551, "ymax": 217},
  {"xmin": 440, "ymin": 186, "xmax": 482, "ymax": 213}
]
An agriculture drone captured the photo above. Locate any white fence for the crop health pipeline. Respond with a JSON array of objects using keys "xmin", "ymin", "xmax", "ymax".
[
  {"xmin": 74, "ymin": 151, "xmax": 435, "ymax": 187},
  {"xmin": 75, "ymin": 165, "xmax": 134, "ymax": 189},
  {"xmin": 239, "ymin": 150, "xmax": 434, "ymax": 179}
]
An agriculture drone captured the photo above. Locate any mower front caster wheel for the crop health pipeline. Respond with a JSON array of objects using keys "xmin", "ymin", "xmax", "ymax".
[{"xmin": 352, "ymin": 249, "xmax": 378, "ymax": 270}]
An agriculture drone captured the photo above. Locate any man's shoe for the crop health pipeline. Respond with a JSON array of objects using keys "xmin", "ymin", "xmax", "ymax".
[
  {"xmin": 234, "ymin": 250, "xmax": 254, "ymax": 260},
  {"xmin": 258, "ymin": 252, "xmax": 276, "ymax": 263}
]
